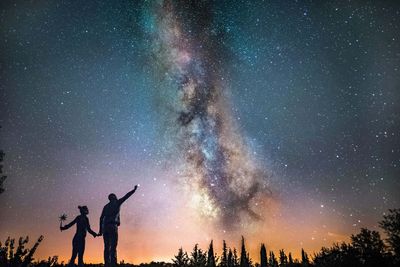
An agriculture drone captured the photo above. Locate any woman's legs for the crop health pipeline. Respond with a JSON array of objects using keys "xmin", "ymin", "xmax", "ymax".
[
  {"xmin": 68, "ymin": 236, "xmax": 79, "ymax": 267},
  {"xmin": 76, "ymin": 236, "xmax": 86, "ymax": 267}
]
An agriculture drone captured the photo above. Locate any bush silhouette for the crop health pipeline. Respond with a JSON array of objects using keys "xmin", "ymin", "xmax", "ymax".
[{"xmin": 0, "ymin": 236, "xmax": 44, "ymax": 267}]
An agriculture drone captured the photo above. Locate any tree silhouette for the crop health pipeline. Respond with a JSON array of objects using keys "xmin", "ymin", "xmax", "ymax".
[
  {"xmin": 240, "ymin": 237, "xmax": 251, "ymax": 267},
  {"xmin": 227, "ymin": 249, "xmax": 233, "ymax": 267},
  {"xmin": 260, "ymin": 243, "xmax": 267, "ymax": 267},
  {"xmin": 301, "ymin": 249, "xmax": 309, "ymax": 266},
  {"xmin": 233, "ymin": 249, "xmax": 239, "ymax": 267},
  {"xmin": 313, "ymin": 242, "xmax": 360, "ymax": 267},
  {"xmin": 379, "ymin": 208, "xmax": 400, "ymax": 263},
  {"xmin": 313, "ymin": 228, "xmax": 389, "ymax": 267},
  {"xmin": 227, "ymin": 248, "xmax": 238, "ymax": 267},
  {"xmin": 246, "ymin": 252, "xmax": 252, "ymax": 267},
  {"xmin": 350, "ymin": 228, "xmax": 387, "ymax": 267},
  {"xmin": 220, "ymin": 240, "xmax": 228, "ymax": 267},
  {"xmin": 279, "ymin": 249, "xmax": 288, "ymax": 267},
  {"xmin": 173, "ymin": 247, "xmax": 189, "ymax": 267},
  {"xmin": 207, "ymin": 240, "xmax": 216, "ymax": 267},
  {"xmin": 269, "ymin": 251, "xmax": 278, "ymax": 267},
  {"xmin": 190, "ymin": 244, "xmax": 207, "ymax": 267},
  {"xmin": 0, "ymin": 236, "xmax": 44, "ymax": 267},
  {"xmin": 287, "ymin": 253, "xmax": 294, "ymax": 266}
]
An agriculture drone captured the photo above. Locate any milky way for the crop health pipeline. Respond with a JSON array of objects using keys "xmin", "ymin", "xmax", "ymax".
[{"xmin": 143, "ymin": 0, "xmax": 271, "ymax": 227}]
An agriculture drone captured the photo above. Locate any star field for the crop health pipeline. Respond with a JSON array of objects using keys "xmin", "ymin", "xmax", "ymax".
[{"xmin": 0, "ymin": 0, "xmax": 399, "ymax": 263}]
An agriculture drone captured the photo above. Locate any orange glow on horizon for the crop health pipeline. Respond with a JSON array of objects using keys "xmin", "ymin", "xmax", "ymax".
[{"xmin": 27, "ymin": 192, "xmax": 353, "ymax": 265}]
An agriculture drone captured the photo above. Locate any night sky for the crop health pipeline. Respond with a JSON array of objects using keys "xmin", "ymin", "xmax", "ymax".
[{"xmin": 1, "ymin": 0, "xmax": 399, "ymax": 264}]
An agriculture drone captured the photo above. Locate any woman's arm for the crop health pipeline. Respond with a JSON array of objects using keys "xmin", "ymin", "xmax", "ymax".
[
  {"xmin": 60, "ymin": 217, "xmax": 78, "ymax": 231},
  {"xmin": 86, "ymin": 217, "xmax": 97, "ymax": 237}
]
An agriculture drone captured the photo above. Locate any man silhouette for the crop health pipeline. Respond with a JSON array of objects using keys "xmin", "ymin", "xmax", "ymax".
[{"xmin": 99, "ymin": 185, "xmax": 138, "ymax": 267}]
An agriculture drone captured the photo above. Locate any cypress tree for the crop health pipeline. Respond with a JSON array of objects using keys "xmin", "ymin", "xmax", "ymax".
[
  {"xmin": 220, "ymin": 240, "xmax": 228, "ymax": 267},
  {"xmin": 301, "ymin": 249, "xmax": 309, "ymax": 266},
  {"xmin": 227, "ymin": 248, "xmax": 234, "ymax": 267},
  {"xmin": 240, "ymin": 236, "xmax": 248, "ymax": 267},
  {"xmin": 207, "ymin": 240, "xmax": 216, "ymax": 267},
  {"xmin": 260, "ymin": 243, "xmax": 267, "ymax": 267},
  {"xmin": 288, "ymin": 253, "xmax": 293, "ymax": 266}
]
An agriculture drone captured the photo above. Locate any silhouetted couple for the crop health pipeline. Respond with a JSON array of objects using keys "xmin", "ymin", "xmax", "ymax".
[{"xmin": 60, "ymin": 185, "xmax": 138, "ymax": 267}]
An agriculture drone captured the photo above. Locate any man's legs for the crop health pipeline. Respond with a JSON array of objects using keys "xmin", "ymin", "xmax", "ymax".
[
  {"xmin": 103, "ymin": 229, "xmax": 111, "ymax": 267},
  {"xmin": 109, "ymin": 225, "xmax": 118, "ymax": 267}
]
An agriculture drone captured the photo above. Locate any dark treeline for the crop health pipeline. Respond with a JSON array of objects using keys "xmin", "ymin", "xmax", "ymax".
[
  {"xmin": 1, "ymin": 209, "xmax": 399, "ymax": 267},
  {"xmin": 170, "ymin": 209, "xmax": 399, "ymax": 267}
]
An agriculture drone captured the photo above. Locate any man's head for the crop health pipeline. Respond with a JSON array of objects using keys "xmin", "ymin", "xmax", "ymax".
[{"xmin": 108, "ymin": 193, "xmax": 117, "ymax": 202}]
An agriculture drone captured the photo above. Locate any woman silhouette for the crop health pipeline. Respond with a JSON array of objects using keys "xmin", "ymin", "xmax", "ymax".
[{"xmin": 60, "ymin": 206, "xmax": 97, "ymax": 267}]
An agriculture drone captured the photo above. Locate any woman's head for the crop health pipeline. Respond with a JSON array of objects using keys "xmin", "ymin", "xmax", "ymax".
[{"xmin": 78, "ymin": 205, "xmax": 89, "ymax": 215}]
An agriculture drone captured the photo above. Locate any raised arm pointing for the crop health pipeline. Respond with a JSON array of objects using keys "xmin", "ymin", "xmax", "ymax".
[{"xmin": 118, "ymin": 185, "xmax": 138, "ymax": 205}]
